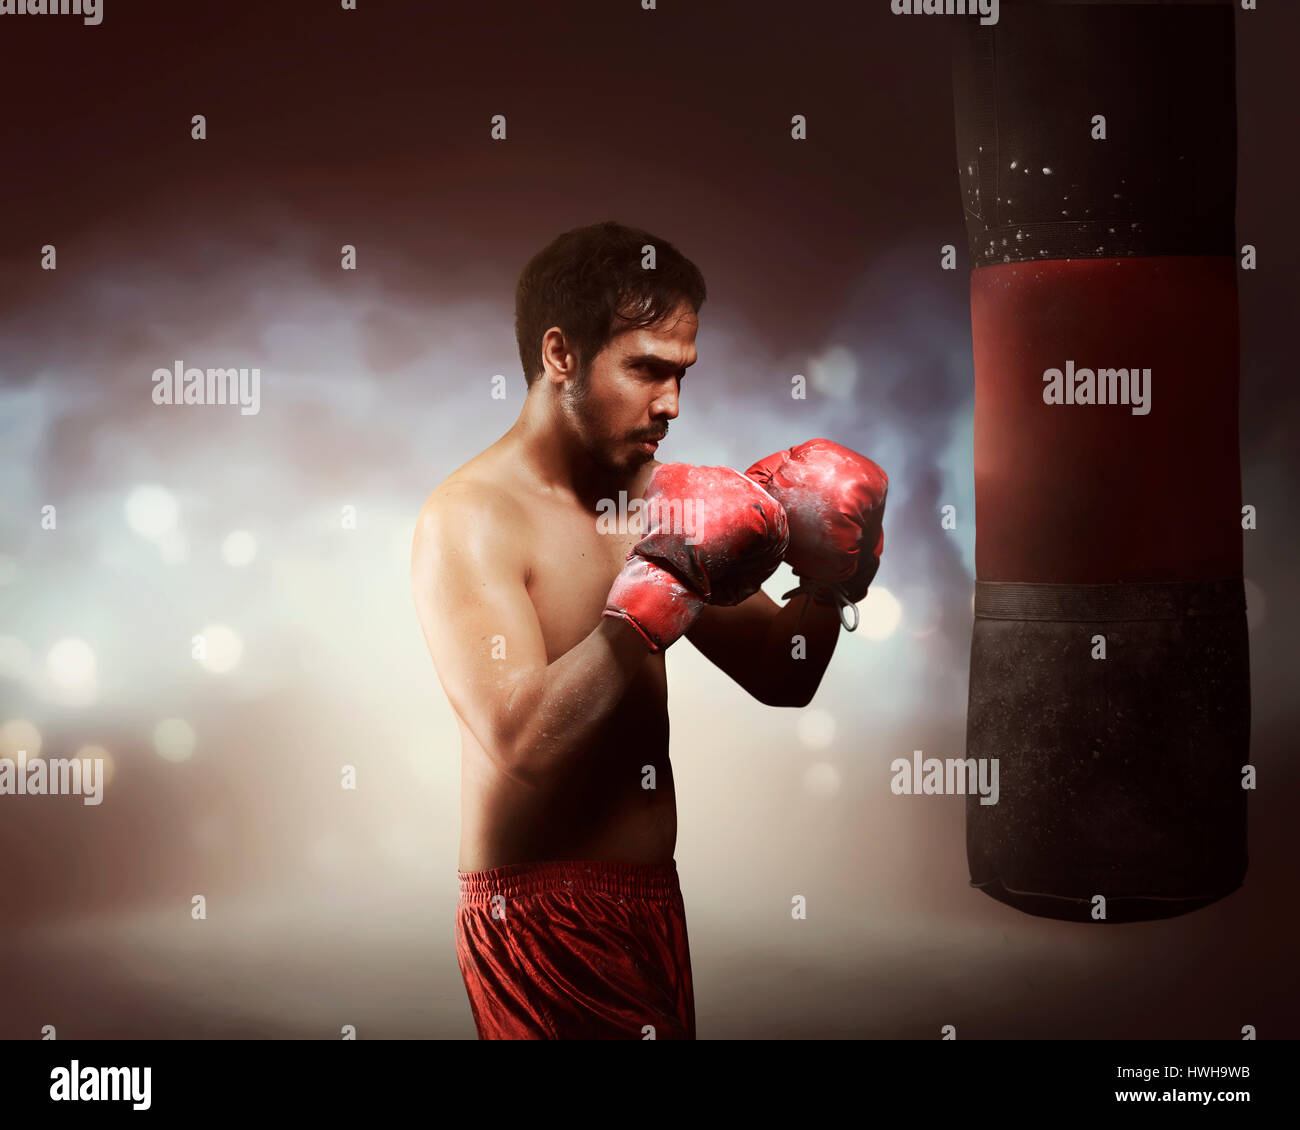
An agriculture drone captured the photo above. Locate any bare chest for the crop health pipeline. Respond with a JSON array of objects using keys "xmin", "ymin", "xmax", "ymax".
[{"xmin": 525, "ymin": 505, "xmax": 643, "ymax": 661}]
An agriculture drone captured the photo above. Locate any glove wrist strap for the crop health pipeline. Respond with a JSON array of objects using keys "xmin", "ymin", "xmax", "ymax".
[{"xmin": 781, "ymin": 580, "xmax": 861, "ymax": 632}]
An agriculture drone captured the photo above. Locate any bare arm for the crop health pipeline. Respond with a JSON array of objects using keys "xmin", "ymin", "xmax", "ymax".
[
  {"xmin": 411, "ymin": 481, "xmax": 651, "ymax": 786},
  {"xmin": 685, "ymin": 587, "xmax": 842, "ymax": 707}
]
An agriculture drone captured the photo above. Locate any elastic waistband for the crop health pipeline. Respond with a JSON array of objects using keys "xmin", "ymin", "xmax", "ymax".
[{"xmin": 458, "ymin": 859, "xmax": 681, "ymax": 905}]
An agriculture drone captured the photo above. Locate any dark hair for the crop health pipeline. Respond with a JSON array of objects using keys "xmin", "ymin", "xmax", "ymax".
[{"xmin": 515, "ymin": 220, "xmax": 707, "ymax": 387}]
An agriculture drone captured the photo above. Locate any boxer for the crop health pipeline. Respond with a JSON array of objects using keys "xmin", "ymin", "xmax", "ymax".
[{"xmin": 410, "ymin": 220, "xmax": 887, "ymax": 1039}]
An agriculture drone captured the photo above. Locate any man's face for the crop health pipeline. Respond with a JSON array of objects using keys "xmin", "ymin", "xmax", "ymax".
[{"xmin": 562, "ymin": 302, "xmax": 698, "ymax": 476}]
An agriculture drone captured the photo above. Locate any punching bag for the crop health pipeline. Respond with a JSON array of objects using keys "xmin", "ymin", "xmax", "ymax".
[{"xmin": 952, "ymin": 0, "xmax": 1249, "ymax": 922}]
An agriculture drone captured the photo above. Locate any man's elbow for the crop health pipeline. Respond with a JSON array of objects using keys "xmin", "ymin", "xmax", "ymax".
[
  {"xmin": 484, "ymin": 739, "xmax": 550, "ymax": 789},
  {"xmin": 464, "ymin": 710, "xmax": 545, "ymax": 789},
  {"xmin": 489, "ymin": 727, "xmax": 549, "ymax": 789}
]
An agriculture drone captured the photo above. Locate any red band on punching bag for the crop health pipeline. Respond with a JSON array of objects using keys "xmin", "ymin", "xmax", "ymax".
[{"xmin": 972, "ymin": 256, "xmax": 1242, "ymax": 584}]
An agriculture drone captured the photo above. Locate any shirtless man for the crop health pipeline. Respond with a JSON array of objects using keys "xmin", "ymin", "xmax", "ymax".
[{"xmin": 411, "ymin": 220, "xmax": 887, "ymax": 1039}]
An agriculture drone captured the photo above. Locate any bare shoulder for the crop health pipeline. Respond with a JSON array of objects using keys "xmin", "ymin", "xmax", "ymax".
[{"xmin": 414, "ymin": 470, "xmax": 528, "ymax": 562}]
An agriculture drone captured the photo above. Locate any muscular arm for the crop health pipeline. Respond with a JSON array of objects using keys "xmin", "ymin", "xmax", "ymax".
[
  {"xmin": 685, "ymin": 586, "xmax": 842, "ymax": 708},
  {"xmin": 411, "ymin": 482, "xmax": 651, "ymax": 787}
]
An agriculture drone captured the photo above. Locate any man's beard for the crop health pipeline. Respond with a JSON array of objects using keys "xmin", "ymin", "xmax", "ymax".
[
  {"xmin": 562, "ymin": 371, "xmax": 626, "ymax": 474},
  {"xmin": 564, "ymin": 365, "xmax": 662, "ymax": 475}
]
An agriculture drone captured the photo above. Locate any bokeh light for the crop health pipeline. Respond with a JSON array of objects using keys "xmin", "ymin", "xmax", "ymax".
[
  {"xmin": 153, "ymin": 718, "xmax": 196, "ymax": 762},
  {"xmin": 47, "ymin": 637, "xmax": 97, "ymax": 706},
  {"xmin": 221, "ymin": 530, "xmax": 258, "ymax": 567},
  {"xmin": 195, "ymin": 624, "xmax": 243, "ymax": 674},
  {"xmin": 73, "ymin": 744, "xmax": 116, "ymax": 788},
  {"xmin": 797, "ymin": 708, "xmax": 836, "ymax": 751},
  {"xmin": 0, "ymin": 718, "xmax": 43, "ymax": 760},
  {"xmin": 124, "ymin": 485, "xmax": 179, "ymax": 539}
]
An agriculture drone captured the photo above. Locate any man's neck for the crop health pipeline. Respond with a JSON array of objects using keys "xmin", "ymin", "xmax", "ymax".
[{"xmin": 508, "ymin": 387, "xmax": 637, "ymax": 510}]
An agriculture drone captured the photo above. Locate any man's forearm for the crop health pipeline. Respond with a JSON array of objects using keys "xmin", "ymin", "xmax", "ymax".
[
  {"xmin": 762, "ymin": 592, "xmax": 842, "ymax": 706},
  {"xmin": 496, "ymin": 616, "xmax": 651, "ymax": 784}
]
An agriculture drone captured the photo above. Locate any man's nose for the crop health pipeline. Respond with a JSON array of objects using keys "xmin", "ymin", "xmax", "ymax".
[{"xmin": 650, "ymin": 381, "xmax": 680, "ymax": 419}]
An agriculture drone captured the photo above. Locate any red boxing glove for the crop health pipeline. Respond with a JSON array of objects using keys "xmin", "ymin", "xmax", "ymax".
[
  {"xmin": 604, "ymin": 462, "xmax": 790, "ymax": 651},
  {"xmin": 745, "ymin": 438, "xmax": 888, "ymax": 631},
  {"xmin": 604, "ymin": 555, "xmax": 707, "ymax": 654}
]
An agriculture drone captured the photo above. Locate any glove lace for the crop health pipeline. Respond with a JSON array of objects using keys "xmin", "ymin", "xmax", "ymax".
[{"xmin": 782, "ymin": 581, "xmax": 860, "ymax": 633}]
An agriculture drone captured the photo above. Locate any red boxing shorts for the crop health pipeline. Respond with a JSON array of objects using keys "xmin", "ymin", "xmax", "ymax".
[{"xmin": 455, "ymin": 859, "xmax": 696, "ymax": 1040}]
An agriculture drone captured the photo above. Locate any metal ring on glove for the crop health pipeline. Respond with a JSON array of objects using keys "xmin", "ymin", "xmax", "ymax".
[
  {"xmin": 826, "ymin": 584, "xmax": 859, "ymax": 632},
  {"xmin": 782, "ymin": 583, "xmax": 860, "ymax": 632}
]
